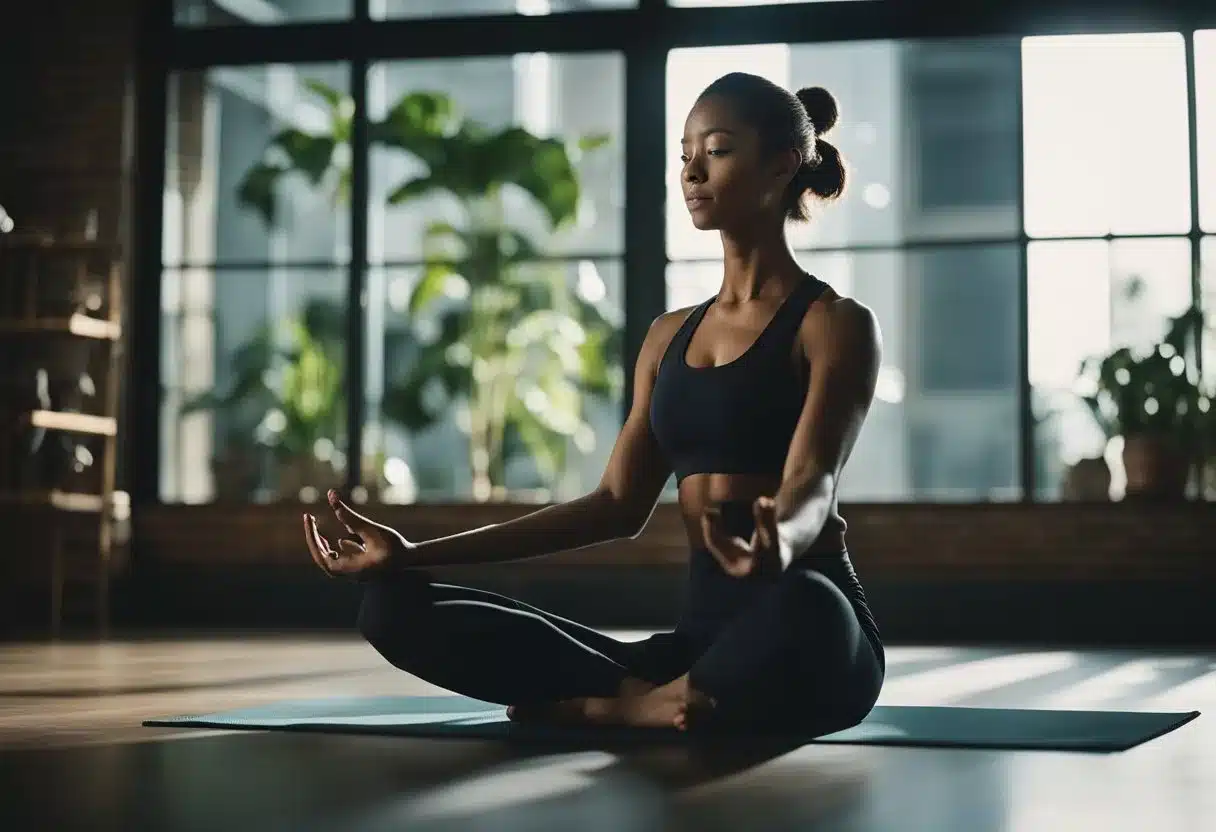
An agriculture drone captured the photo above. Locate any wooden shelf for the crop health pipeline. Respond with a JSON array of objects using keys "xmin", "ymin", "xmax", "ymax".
[
  {"xmin": 0, "ymin": 490, "xmax": 105, "ymax": 513},
  {"xmin": 1, "ymin": 232, "xmax": 125, "ymax": 636},
  {"xmin": 0, "ymin": 234, "xmax": 120, "ymax": 253},
  {"xmin": 23, "ymin": 410, "xmax": 117, "ymax": 436},
  {"xmin": 0, "ymin": 314, "xmax": 121, "ymax": 340}
]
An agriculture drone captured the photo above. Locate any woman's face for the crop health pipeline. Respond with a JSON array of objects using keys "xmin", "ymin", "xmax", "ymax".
[{"xmin": 679, "ymin": 95, "xmax": 798, "ymax": 232}]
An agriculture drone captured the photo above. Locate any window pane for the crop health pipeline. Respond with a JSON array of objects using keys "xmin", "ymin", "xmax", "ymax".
[
  {"xmin": 1197, "ymin": 31, "xmax": 1216, "ymax": 233},
  {"xmin": 1202, "ymin": 237, "xmax": 1216, "ymax": 386},
  {"xmin": 165, "ymin": 64, "xmax": 351, "ymax": 267},
  {"xmin": 175, "ymin": 0, "xmax": 350, "ymax": 27},
  {"xmin": 373, "ymin": 0, "xmax": 634, "ymax": 18},
  {"xmin": 367, "ymin": 53, "xmax": 624, "ymax": 265},
  {"xmin": 366, "ymin": 259, "xmax": 624, "ymax": 504},
  {"xmin": 160, "ymin": 267, "xmax": 348, "ymax": 504},
  {"xmin": 665, "ymin": 245, "xmax": 1022, "ymax": 502},
  {"xmin": 670, "ymin": 0, "xmax": 867, "ymax": 5},
  {"xmin": 666, "ymin": 39, "xmax": 1022, "ymax": 259},
  {"xmin": 1022, "ymin": 34, "xmax": 1191, "ymax": 238},
  {"xmin": 1028, "ymin": 238, "xmax": 1193, "ymax": 501}
]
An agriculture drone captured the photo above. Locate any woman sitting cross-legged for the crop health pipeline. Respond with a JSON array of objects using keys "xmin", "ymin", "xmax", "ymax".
[{"xmin": 303, "ymin": 72, "xmax": 885, "ymax": 735}]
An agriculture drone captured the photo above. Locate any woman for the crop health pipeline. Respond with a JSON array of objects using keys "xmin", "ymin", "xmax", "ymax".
[{"xmin": 304, "ymin": 72, "xmax": 885, "ymax": 735}]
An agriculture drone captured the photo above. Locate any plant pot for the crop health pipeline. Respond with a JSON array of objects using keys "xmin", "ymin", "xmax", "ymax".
[
  {"xmin": 1060, "ymin": 456, "xmax": 1111, "ymax": 501},
  {"xmin": 1122, "ymin": 435, "xmax": 1190, "ymax": 500}
]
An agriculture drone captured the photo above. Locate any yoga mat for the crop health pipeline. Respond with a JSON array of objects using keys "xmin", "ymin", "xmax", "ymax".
[{"xmin": 144, "ymin": 696, "xmax": 1200, "ymax": 752}]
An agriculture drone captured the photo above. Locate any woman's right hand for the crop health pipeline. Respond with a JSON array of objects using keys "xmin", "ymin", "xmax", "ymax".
[{"xmin": 304, "ymin": 489, "xmax": 414, "ymax": 578}]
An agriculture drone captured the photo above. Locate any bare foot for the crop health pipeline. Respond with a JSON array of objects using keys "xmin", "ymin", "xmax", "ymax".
[
  {"xmin": 506, "ymin": 677, "xmax": 656, "ymax": 725},
  {"xmin": 505, "ymin": 676, "xmax": 715, "ymax": 730},
  {"xmin": 587, "ymin": 675, "xmax": 716, "ymax": 730}
]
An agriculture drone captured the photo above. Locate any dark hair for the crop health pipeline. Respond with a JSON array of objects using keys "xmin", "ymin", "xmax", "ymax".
[{"xmin": 697, "ymin": 72, "xmax": 847, "ymax": 222}]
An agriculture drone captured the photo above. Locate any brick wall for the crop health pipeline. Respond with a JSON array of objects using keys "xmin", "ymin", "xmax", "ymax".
[
  {"xmin": 0, "ymin": 0, "xmax": 138, "ymax": 244},
  {"xmin": 135, "ymin": 500, "xmax": 1216, "ymax": 581},
  {"xmin": 127, "ymin": 500, "xmax": 1216, "ymax": 644}
]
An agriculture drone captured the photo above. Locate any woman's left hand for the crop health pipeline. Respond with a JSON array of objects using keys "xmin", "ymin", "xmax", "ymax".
[{"xmin": 700, "ymin": 496, "xmax": 781, "ymax": 578}]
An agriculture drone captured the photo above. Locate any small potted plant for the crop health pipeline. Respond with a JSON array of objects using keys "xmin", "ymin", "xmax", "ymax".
[{"xmin": 1077, "ymin": 301, "xmax": 1205, "ymax": 500}]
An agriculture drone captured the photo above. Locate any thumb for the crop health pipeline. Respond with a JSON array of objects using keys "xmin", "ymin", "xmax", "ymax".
[{"xmin": 752, "ymin": 497, "xmax": 775, "ymax": 549}]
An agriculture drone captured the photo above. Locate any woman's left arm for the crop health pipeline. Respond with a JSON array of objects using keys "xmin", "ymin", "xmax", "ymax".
[{"xmin": 771, "ymin": 298, "xmax": 882, "ymax": 565}]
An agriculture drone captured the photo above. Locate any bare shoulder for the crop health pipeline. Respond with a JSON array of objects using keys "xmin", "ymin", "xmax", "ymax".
[
  {"xmin": 801, "ymin": 288, "xmax": 881, "ymax": 364},
  {"xmin": 652, "ymin": 305, "xmax": 699, "ymax": 339},
  {"xmin": 637, "ymin": 305, "xmax": 698, "ymax": 370}
]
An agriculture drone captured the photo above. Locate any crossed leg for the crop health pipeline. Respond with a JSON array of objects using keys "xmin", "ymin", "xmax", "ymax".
[{"xmin": 357, "ymin": 567, "xmax": 883, "ymax": 734}]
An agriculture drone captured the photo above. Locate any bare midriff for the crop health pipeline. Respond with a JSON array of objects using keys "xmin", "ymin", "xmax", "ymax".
[{"xmin": 676, "ymin": 472, "xmax": 847, "ymax": 554}]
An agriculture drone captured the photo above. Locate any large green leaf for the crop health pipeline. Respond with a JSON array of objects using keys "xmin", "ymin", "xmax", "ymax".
[
  {"xmin": 300, "ymin": 298, "xmax": 347, "ymax": 344},
  {"xmin": 407, "ymin": 262, "xmax": 458, "ymax": 317},
  {"xmin": 236, "ymin": 162, "xmax": 288, "ymax": 225},
  {"xmin": 387, "ymin": 175, "xmax": 442, "ymax": 205},
  {"xmin": 235, "ymin": 128, "xmax": 338, "ymax": 227},
  {"xmin": 487, "ymin": 128, "xmax": 581, "ymax": 228},
  {"xmin": 372, "ymin": 92, "xmax": 457, "ymax": 170},
  {"xmin": 271, "ymin": 128, "xmax": 338, "ymax": 185}
]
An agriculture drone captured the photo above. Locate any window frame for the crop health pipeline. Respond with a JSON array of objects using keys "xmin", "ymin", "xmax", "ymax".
[{"xmin": 129, "ymin": 0, "xmax": 1216, "ymax": 505}]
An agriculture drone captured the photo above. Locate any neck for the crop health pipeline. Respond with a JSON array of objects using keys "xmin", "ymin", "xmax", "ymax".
[{"xmin": 718, "ymin": 220, "xmax": 803, "ymax": 302}]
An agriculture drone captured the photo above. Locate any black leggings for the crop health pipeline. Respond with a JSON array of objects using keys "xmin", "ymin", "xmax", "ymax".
[{"xmin": 358, "ymin": 566, "xmax": 884, "ymax": 734}]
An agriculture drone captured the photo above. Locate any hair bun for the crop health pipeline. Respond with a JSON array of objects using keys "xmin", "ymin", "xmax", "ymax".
[{"xmin": 796, "ymin": 86, "xmax": 838, "ymax": 135}]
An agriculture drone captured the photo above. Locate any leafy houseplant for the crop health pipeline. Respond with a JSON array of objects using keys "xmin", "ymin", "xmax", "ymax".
[
  {"xmin": 236, "ymin": 80, "xmax": 621, "ymax": 501},
  {"xmin": 180, "ymin": 299, "xmax": 347, "ymax": 501},
  {"xmin": 1077, "ymin": 282, "xmax": 1208, "ymax": 499}
]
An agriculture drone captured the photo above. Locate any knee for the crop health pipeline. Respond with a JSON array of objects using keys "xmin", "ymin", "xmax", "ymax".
[
  {"xmin": 356, "ymin": 576, "xmax": 427, "ymax": 652},
  {"xmin": 355, "ymin": 580, "xmax": 394, "ymax": 647},
  {"xmin": 778, "ymin": 569, "xmax": 851, "ymax": 624}
]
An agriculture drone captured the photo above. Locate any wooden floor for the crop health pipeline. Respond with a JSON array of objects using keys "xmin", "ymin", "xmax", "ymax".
[{"xmin": 1, "ymin": 635, "xmax": 1213, "ymax": 831}]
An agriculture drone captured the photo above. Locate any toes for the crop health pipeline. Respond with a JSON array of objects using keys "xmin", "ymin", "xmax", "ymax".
[{"xmin": 673, "ymin": 702, "xmax": 688, "ymax": 731}]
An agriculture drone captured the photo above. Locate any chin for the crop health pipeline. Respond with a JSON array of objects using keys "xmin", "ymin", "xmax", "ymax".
[{"xmin": 688, "ymin": 212, "xmax": 721, "ymax": 231}]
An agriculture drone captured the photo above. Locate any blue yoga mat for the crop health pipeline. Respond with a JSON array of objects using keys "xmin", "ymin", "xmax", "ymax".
[{"xmin": 144, "ymin": 695, "xmax": 1199, "ymax": 752}]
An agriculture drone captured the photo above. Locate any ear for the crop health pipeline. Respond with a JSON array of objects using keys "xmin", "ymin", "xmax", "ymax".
[{"xmin": 773, "ymin": 147, "xmax": 803, "ymax": 188}]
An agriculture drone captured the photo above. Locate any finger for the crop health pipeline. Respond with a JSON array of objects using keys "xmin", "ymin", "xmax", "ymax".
[
  {"xmin": 701, "ymin": 513, "xmax": 751, "ymax": 577},
  {"xmin": 338, "ymin": 537, "xmax": 366, "ymax": 556},
  {"xmin": 303, "ymin": 514, "xmax": 335, "ymax": 575},
  {"xmin": 328, "ymin": 489, "xmax": 371, "ymax": 533},
  {"xmin": 752, "ymin": 498, "xmax": 775, "ymax": 550}
]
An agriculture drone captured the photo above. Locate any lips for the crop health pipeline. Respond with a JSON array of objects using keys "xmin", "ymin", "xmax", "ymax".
[{"xmin": 685, "ymin": 194, "xmax": 711, "ymax": 208}]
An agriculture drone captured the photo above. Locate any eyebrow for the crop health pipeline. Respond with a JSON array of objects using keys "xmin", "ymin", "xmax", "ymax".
[{"xmin": 680, "ymin": 128, "xmax": 736, "ymax": 145}]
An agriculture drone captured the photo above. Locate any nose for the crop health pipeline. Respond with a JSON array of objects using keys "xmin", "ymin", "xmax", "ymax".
[{"xmin": 683, "ymin": 158, "xmax": 706, "ymax": 184}]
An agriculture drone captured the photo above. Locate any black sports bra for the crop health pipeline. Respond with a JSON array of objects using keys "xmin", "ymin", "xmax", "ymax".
[{"xmin": 649, "ymin": 277, "xmax": 827, "ymax": 484}]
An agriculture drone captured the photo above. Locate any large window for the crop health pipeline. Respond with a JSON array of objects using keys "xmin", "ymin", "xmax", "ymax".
[
  {"xmin": 176, "ymin": 0, "xmax": 352, "ymax": 27},
  {"xmin": 162, "ymin": 65, "xmax": 352, "ymax": 503},
  {"xmin": 373, "ymin": 0, "xmax": 636, "ymax": 18},
  {"xmin": 665, "ymin": 40, "xmax": 1022, "ymax": 502},
  {"xmin": 363, "ymin": 53, "xmax": 625, "ymax": 504},
  {"xmin": 1196, "ymin": 31, "xmax": 1216, "ymax": 233},
  {"xmin": 1022, "ymin": 34, "xmax": 1200, "ymax": 501},
  {"xmin": 159, "ymin": 55, "xmax": 625, "ymax": 503},
  {"xmin": 151, "ymin": 6, "xmax": 1215, "ymax": 507}
]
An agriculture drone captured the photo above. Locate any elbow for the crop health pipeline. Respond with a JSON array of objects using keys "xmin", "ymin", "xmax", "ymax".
[
  {"xmin": 591, "ymin": 487, "xmax": 651, "ymax": 540},
  {"xmin": 775, "ymin": 469, "xmax": 835, "ymax": 523}
]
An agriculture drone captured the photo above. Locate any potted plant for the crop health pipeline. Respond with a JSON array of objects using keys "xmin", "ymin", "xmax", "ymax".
[
  {"xmin": 1077, "ymin": 296, "xmax": 1206, "ymax": 500},
  {"xmin": 180, "ymin": 298, "xmax": 347, "ymax": 502},
  {"xmin": 237, "ymin": 80, "xmax": 621, "ymax": 502}
]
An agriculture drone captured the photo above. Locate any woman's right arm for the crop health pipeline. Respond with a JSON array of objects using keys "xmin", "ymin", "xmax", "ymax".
[{"xmin": 397, "ymin": 312, "xmax": 686, "ymax": 570}]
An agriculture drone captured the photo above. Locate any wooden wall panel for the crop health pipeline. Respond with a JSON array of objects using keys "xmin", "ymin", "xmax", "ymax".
[{"xmin": 133, "ymin": 501, "xmax": 1216, "ymax": 581}]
